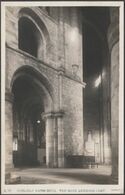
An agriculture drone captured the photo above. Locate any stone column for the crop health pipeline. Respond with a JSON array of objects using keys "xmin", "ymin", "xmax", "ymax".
[
  {"xmin": 57, "ymin": 41, "xmax": 65, "ymax": 168},
  {"xmin": 44, "ymin": 113, "xmax": 54, "ymax": 168},
  {"xmin": 42, "ymin": 112, "xmax": 58, "ymax": 168},
  {"xmin": 42, "ymin": 111, "xmax": 64, "ymax": 168},
  {"xmin": 58, "ymin": 7, "xmax": 65, "ymax": 68},
  {"xmin": 5, "ymin": 90, "xmax": 14, "ymax": 171},
  {"xmin": 56, "ymin": 112, "xmax": 64, "ymax": 168},
  {"xmin": 99, "ymin": 81, "xmax": 104, "ymax": 164},
  {"xmin": 58, "ymin": 67, "xmax": 64, "ymax": 110},
  {"xmin": 53, "ymin": 117, "xmax": 58, "ymax": 167},
  {"xmin": 108, "ymin": 7, "xmax": 119, "ymax": 184}
]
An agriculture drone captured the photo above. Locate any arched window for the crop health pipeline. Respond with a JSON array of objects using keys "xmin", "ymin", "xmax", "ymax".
[
  {"xmin": 18, "ymin": 8, "xmax": 51, "ymax": 60},
  {"xmin": 19, "ymin": 17, "xmax": 41, "ymax": 57}
]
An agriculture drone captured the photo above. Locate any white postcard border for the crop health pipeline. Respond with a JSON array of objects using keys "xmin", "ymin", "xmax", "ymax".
[{"xmin": 1, "ymin": 1, "xmax": 124, "ymax": 194}]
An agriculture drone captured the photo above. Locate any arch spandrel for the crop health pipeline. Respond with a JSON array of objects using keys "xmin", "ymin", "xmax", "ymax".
[{"xmin": 5, "ymin": 49, "xmax": 59, "ymax": 109}]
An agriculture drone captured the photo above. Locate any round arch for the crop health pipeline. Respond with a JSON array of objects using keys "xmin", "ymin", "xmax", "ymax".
[
  {"xmin": 11, "ymin": 66, "xmax": 54, "ymax": 167},
  {"xmin": 18, "ymin": 7, "xmax": 51, "ymax": 60},
  {"xmin": 10, "ymin": 65, "xmax": 54, "ymax": 101}
]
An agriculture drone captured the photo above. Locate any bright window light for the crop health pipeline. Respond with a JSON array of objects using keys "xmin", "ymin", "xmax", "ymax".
[
  {"xmin": 13, "ymin": 137, "xmax": 18, "ymax": 151},
  {"xmin": 95, "ymin": 75, "xmax": 101, "ymax": 87}
]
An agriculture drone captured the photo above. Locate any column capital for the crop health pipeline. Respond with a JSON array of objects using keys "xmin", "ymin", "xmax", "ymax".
[
  {"xmin": 42, "ymin": 112, "xmax": 55, "ymax": 120},
  {"xmin": 41, "ymin": 110, "xmax": 65, "ymax": 120},
  {"xmin": 54, "ymin": 110, "xmax": 65, "ymax": 118},
  {"xmin": 58, "ymin": 66, "xmax": 65, "ymax": 76},
  {"xmin": 5, "ymin": 89, "xmax": 14, "ymax": 103}
]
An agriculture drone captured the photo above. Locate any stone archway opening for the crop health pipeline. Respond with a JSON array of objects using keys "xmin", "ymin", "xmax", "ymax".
[
  {"xmin": 18, "ymin": 17, "xmax": 44, "ymax": 59},
  {"xmin": 12, "ymin": 68, "xmax": 53, "ymax": 168}
]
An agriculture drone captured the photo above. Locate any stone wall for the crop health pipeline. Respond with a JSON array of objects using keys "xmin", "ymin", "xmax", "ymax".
[
  {"xmin": 5, "ymin": 6, "xmax": 84, "ymax": 168},
  {"xmin": 101, "ymin": 47, "xmax": 111, "ymax": 164},
  {"xmin": 6, "ymin": 7, "xmax": 58, "ymax": 67},
  {"xmin": 63, "ymin": 77, "xmax": 84, "ymax": 156},
  {"xmin": 6, "ymin": 47, "xmax": 59, "ymax": 110}
]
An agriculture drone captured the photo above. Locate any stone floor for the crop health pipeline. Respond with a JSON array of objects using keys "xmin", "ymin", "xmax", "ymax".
[{"xmin": 11, "ymin": 165, "xmax": 112, "ymax": 184}]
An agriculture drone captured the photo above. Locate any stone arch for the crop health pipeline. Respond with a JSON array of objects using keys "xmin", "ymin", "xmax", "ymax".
[
  {"xmin": 11, "ymin": 66, "xmax": 55, "ymax": 167},
  {"xmin": 18, "ymin": 7, "xmax": 51, "ymax": 60},
  {"xmin": 10, "ymin": 65, "xmax": 54, "ymax": 101},
  {"xmin": 18, "ymin": 17, "xmax": 43, "ymax": 58}
]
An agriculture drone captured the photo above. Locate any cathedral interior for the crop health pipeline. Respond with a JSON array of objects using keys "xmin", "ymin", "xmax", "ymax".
[{"xmin": 4, "ymin": 5, "xmax": 121, "ymax": 185}]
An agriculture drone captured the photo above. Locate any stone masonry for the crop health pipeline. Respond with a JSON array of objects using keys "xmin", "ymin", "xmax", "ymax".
[{"xmin": 5, "ymin": 6, "xmax": 85, "ymax": 169}]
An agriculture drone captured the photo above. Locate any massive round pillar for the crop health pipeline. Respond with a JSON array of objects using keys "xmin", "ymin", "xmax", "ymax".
[
  {"xmin": 42, "ymin": 111, "xmax": 64, "ymax": 168},
  {"xmin": 57, "ymin": 112, "xmax": 64, "ymax": 168},
  {"xmin": 108, "ymin": 7, "xmax": 119, "ymax": 184},
  {"xmin": 44, "ymin": 113, "xmax": 55, "ymax": 168}
]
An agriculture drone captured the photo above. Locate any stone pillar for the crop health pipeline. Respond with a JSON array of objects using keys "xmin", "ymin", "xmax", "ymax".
[
  {"xmin": 44, "ymin": 113, "xmax": 54, "ymax": 168},
  {"xmin": 56, "ymin": 112, "xmax": 64, "ymax": 168},
  {"xmin": 5, "ymin": 90, "xmax": 14, "ymax": 171},
  {"xmin": 58, "ymin": 67, "xmax": 64, "ymax": 110},
  {"xmin": 57, "ymin": 42, "xmax": 65, "ymax": 167},
  {"xmin": 42, "ymin": 111, "xmax": 64, "ymax": 168},
  {"xmin": 58, "ymin": 7, "xmax": 65, "ymax": 68},
  {"xmin": 108, "ymin": 7, "xmax": 119, "ymax": 184},
  {"xmin": 53, "ymin": 117, "xmax": 58, "ymax": 167}
]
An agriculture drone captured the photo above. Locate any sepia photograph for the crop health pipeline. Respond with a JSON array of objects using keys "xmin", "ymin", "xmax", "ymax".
[{"xmin": 1, "ymin": 1, "xmax": 124, "ymax": 194}]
